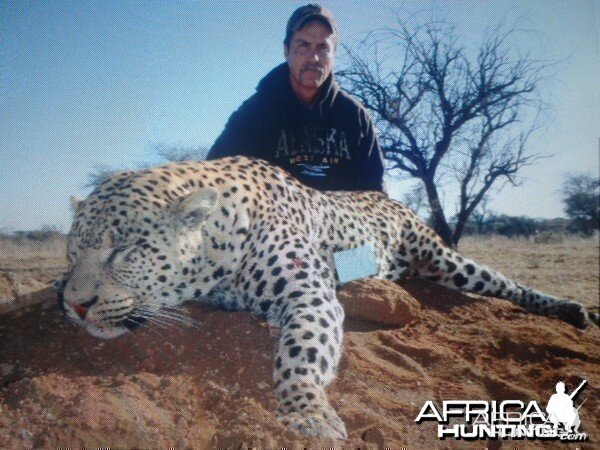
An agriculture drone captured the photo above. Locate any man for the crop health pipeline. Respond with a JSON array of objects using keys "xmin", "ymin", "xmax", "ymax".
[{"xmin": 207, "ymin": 4, "xmax": 385, "ymax": 192}]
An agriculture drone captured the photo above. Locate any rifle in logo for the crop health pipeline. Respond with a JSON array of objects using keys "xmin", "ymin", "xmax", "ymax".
[{"xmin": 570, "ymin": 379, "xmax": 587, "ymax": 398}]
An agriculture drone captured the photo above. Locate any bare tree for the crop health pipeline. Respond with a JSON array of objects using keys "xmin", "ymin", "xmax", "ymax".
[
  {"xmin": 84, "ymin": 144, "xmax": 210, "ymax": 190},
  {"xmin": 466, "ymin": 195, "xmax": 493, "ymax": 235},
  {"xmin": 338, "ymin": 18, "xmax": 546, "ymax": 246},
  {"xmin": 85, "ymin": 165, "xmax": 116, "ymax": 189},
  {"xmin": 153, "ymin": 143, "xmax": 209, "ymax": 162},
  {"xmin": 403, "ymin": 182, "xmax": 430, "ymax": 219}
]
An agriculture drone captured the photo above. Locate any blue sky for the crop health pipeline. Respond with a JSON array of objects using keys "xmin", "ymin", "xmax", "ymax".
[{"xmin": 1, "ymin": 1, "xmax": 598, "ymax": 231}]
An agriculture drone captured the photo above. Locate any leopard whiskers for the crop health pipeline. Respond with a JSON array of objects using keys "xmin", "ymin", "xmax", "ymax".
[
  {"xmin": 135, "ymin": 306, "xmax": 202, "ymax": 330},
  {"xmin": 134, "ymin": 310, "xmax": 178, "ymax": 330},
  {"xmin": 121, "ymin": 316, "xmax": 168, "ymax": 348},
  {"xmin": 154, "ymin": 311, "xmax": 202, "ymax": 329},
  {"xmin": 115, "ymin": 295, "xmax": 201, "ymax": 330},
  {"xmin": 152, "ymin": 305, "xmax": 203, "ymax": 327}
]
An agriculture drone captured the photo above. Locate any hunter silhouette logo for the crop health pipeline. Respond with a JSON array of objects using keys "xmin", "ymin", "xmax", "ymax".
[
  {"xmin": 415, "ymin": 378, "xmax": 589, "ymax": 441},
  {"xmin": 546, "ymin": 380, "xmax": 586, "ymax": 434}
]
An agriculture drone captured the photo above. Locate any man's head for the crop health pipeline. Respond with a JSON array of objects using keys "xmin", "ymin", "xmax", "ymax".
[
  {"xmin": 284, "ymin": 4, "xmax": 338, "ymax": 49},
  {"xmin": 283, "ymin": 4, "xmax": 338, "ymax": 104},
  {"xmin": 556, "ymin": 381, "xmax": 566, "ymax": 394}
]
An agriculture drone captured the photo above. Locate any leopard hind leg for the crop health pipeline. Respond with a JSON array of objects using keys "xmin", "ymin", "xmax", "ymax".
[{"xmin": 397, "ymin": 245, "xmax": 590, "ymax": 329}]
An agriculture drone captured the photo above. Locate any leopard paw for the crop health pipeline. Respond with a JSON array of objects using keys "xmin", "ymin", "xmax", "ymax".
[
  {"xmin": 278, "ymin": 408, "xmax": 347, "ymax": 440},
  {"xmin": 554, "ymin": 301, "xmax": 589, "ymax": 329}
]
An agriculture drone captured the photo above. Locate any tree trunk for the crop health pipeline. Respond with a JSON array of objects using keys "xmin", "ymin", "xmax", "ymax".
[
  {"xmin": 452, "ymin": 212, "xmax": 468, "ymax": 247},
  {"xmin": 423, "ymin": 177, "xmax": 455, "ymax": 247}
]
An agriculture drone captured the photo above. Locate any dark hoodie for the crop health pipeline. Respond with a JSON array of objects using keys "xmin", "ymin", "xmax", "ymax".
[{"xmin": 207, "ymin": 63, "xmax": 384, "ymax": 192}]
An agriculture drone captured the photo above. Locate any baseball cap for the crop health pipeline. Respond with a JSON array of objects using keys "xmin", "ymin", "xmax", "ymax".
[{"xmin": 284, "ymin": 4, "xmax": 338, "ymax": 46}]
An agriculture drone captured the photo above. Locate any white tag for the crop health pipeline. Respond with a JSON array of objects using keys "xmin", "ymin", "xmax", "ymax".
[{"xmin": 333, "ymin": 244, "xmax": 378, "ymax": 283}]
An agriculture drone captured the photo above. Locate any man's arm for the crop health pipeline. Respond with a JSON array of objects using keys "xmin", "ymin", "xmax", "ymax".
[
  {"xmin": 206, "ymin": 98, "xmax": 258, "ymax": 160},
  {"xmin": 354, "ymin": 111, "xmax": 385, "ymax": 192}
]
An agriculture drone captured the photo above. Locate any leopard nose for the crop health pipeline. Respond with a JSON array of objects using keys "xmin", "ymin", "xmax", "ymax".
[
  {"xmin": 72, "ymin": 296, "xmax": 99, "ymax": 319},
  {"xmin": 73, "ymin": 304, "xmax": 88, "ymax": 319}
]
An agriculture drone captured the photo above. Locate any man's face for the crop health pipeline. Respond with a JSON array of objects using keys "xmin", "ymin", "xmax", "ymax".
[{"xmin": 284, "ymin": 20, "xmax": 336, "ymax": 92}]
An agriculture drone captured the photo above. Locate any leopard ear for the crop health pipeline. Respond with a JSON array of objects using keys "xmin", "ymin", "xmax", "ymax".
[
  {"xmin": 70, "ymin": 196, "xmax": 82, "ymax": 212},
  {"xmin": 174, "ymin": 188, "xmax": 219, "ymax": 229}
]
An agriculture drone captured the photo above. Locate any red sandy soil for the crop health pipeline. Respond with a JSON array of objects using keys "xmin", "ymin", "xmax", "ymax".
[{"xmin": 1, "ymin": 279, "xmax": 599, "ymax": 449}]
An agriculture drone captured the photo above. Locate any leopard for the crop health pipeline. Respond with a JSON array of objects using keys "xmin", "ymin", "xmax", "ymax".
[{"xmin": 58, "ymin": 156, "xmax": 592, "ymax": 440}]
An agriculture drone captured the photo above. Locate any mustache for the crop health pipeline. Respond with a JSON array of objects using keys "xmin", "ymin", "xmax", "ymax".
[{"xmin": 302, "ymin": 64, "xmax": 324, "ymax": 72}]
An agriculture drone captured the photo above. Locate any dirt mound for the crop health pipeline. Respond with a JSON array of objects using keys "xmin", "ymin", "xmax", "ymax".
[{"xmin": 1, "ymin": 279, "xmax": 599, "ymax": 448}]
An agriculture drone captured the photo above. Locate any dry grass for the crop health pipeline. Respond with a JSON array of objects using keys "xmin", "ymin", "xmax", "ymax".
[
  {"xmin": 0, "ymin": 234, "xmax": 67, "ymax": 280},
  {"xmin": 0, "ymin": 233, "xmax": 597, "ymax": 310}
]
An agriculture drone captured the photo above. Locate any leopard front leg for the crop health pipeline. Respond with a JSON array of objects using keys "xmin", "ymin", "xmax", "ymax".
[
  {"xmin": 273, "ymin": 287, "xmax": 347, "ymax": 439},
  {"xmin": 238, "ymin": 236, "xmax": 347, "ymax": 439}
]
